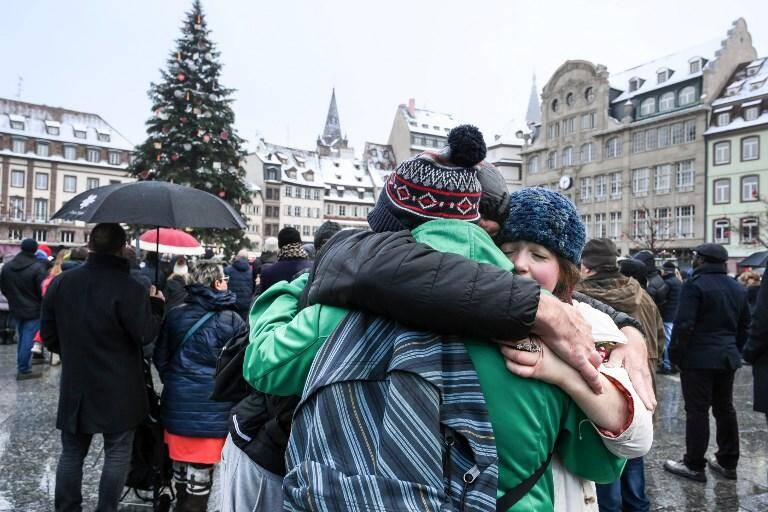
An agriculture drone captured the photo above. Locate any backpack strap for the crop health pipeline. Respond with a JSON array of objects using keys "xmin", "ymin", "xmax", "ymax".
[
  {"xmin": 172, "ymin": 311, "xmax": 215, "ymax": 359},
  {"xmin": 496, "ymin": 451, "xmax": 553, "ymax": 512}
]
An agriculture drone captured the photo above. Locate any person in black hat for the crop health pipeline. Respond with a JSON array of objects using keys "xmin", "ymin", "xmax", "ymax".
[
  {"xmin": 664, "ymin": 243, "xmax": 751, "ymax": 482},
  {"xmin": 258, "ymin": 227, "xmax": 313, "ymax": 293},
  {"xmin": 659, "ymin": 261, "xmax": 683, "ymax": 374},
  {"xmin": 0, "ymin": 238, "xmax": 49, "ymax": 379}
]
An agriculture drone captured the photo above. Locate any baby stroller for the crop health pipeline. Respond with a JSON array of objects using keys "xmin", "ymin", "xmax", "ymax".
[{"xmin": 122, "ymin": 358, "xmax": 174, "ymax": 511}]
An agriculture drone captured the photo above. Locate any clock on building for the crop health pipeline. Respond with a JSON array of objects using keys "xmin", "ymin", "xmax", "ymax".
[{"xmin": 559, "ymin": 175, "xmax": 573, "ymax": 190}]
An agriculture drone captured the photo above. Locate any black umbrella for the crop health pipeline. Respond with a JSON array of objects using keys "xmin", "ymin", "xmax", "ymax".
[
  {"xmin": 738, "ymin": 250, "xmax": 768, "ymax": 268},
  {"xmin": 51, "ymin": 181, "xmax": 247, "ymax": 283},
  {"xmin": 51, "ymin": 180, "xmax": 246, "ymax": 229}
]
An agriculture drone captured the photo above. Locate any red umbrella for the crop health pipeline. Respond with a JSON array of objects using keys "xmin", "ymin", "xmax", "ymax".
[{"xmin": 137, "ymin": 228, "xmax": 204, "ymax": 256}]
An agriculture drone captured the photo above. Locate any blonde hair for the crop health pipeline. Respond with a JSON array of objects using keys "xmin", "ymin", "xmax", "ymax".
[{"xmin": 49, "ymin": 249, "xmax": 71, "ymax": 278}]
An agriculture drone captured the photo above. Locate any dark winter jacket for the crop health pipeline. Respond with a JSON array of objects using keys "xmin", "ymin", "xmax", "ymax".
[
  {"xmin": 670, "ymin": 263, "xmax": 751, "ymax": 370},
  {"xmin": 252, "ymin": 252, "xmax": 277, "ymax": 278},
  {"xmin": 743, "ymin": 277, "xmax": 768, "ymax": 412},
  {"xmin": 0, "ymin": 251, "xmax": 48, "ymax": 320},
  {"xmin": 224, "ymin": 258, "xmax": 254, "ymax": 312},
  {"xmin": 660, "ymin": 273, "xmax": 683, "ymax": 322},
  {"xmin": 307, "ymin": 229, "xmax": 645, "ymax": 339},
  {"xmin": 40, "ymin": 253, "xmax": 165, "ymax": 434},
  {"xmin": 645, "ymin": 272, "xmax": 669, "ymax": 309},
  {"xmin": 61, "ymin": 260, "xmax": 83, "ymax": 272},
  {"xmin": 154, "ymin": 284, "xmax": 245, "ymax": 438},
  {"xmin": 747, "ymin": 284, "xmax": 760, "ymax": 314},
  {"xmin": 163, "ymin": 275, "xmax": 189, "ymax": 309},
  {"xmin": 259, "ymin": 257, "xmax": 312, "ymax": 294}
]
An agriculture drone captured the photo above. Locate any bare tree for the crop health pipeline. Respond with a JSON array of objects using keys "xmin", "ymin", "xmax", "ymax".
[{"xmin": 624, "ymin": 204, "xmax": 672, "ymax": 252}]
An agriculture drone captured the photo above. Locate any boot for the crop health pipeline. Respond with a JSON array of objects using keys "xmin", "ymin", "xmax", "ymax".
[
  {"xmin": 172, "ymin": 461, "xmax": 188, "ymax": 510},
  {"xmin": 181, "ymin": 464, "xmax": 213, "ymax": 512}
]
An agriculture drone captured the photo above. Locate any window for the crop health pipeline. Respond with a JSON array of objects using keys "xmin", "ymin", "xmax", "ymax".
[
  {"xmin": 654, "ymin": 164, "xmax": 672, "ymax": 193},
  {"xmin": 63, "ymin": 175, "xmax": 77, "ymax": 193},
  {"xmin": 108, "ymin": 152, "xmax": 121, "ymax": 165},
  {"xmin": 655, "ymin": 208, "xmax": 671, "ymax": 239},
  {"xmin": 714, "ymin": 219, "xmax": 730, "ymax": 244},
  {"xmin": 293, "ymin": 206, "xmax": 301, "ymax": 217},
  {"xmin": 109, "ymin": 179, "xmax": 121, "ymax": 185},
  {"xmin": 631, "ymin": 131, "xmax": 646, "ymax": 153},
  {"xmin": 8, "ymin": 229, "xmax": 22, "ymax": 241},
  {"xmin": 551, "ymin": 99, "xmax": 559, "ymax": 113},
  {"xmin": 11, "ymin": 170, "xmax": 24, "ymax": 188},
  {"xmin": 659, "ymin": 92, "xmax": 675, "ymax": 112},
  {"xmin": 742, "ymin": 175, "xmax": 759, "ymax": 202},
  {"xmin": 302, "ymin": 225, "xmax": 311, "ymax": 237},
  {"xmin": 547, "ymin": 151, "xmax": 558, "ymax": 169},
  {"xmin": 284, "ymin": 185, "xmax": 293, "ymax": 198},
  {"xmin": 631, "ymin": 168, "xmax": 649, "ymax": 197},
  {"xmin": 33, "ymin": 199, "xmax": 48, "ymax": 222},
  {"xmin": 579, "ymin": 112, "xmax": 596, "ymax": 130},
  {"xmin": 562, "ymin": 147, "xmax": 574, "ymax": 166},
  {"xmin": 10, "ymin": 118, "xmax": 25, "ymax": 130},
  {"xmin": 580, "ymin": 143, "xmax": 595, "ymax": 163},
  {"xmin": 45, "ymin": 123, "xmax": 60, "ymax": 136},
  {"xmin": 580, "ymin": 177, "xmax": 593, "ymax": 201},
  {"xmin": 632, "ymin": 209, "xmax": 648, "ymax": 238},
  {"xmin": 671, "ymin": 123, "xmax": 684, "ymax": 145},
  {"xmin": 547, "ymin": 122, "xmax": 560, "ymax": 139},
  {"xmin": 12, "ymin": 138, "xmax": 26, "ymax": 153},
  {"xmin": 338, "ymin": 205, "xmax": 346, "ymax": 217},
  {"xmin": 73, "ymin": 129, "xmax": 86, "ymax": 139},
  {"xmin": 646, "ymin": 128, "xmax": 658, "ymax": 150},
  {"xmin": 87, "ymin": 178, "xmax": 100, "ymax": 190},
  {"xmin": 684, "ymin": 119, "xmax": 696, "ymax": 142},
  {"xmin": 744, "ymin": 106, "xmax": 760, "ymax": 121},
  {"xmin": 714, "ymin": 178, "xmax": 731, "ymax": 204},
  {"xmin": 563, "ymin": 117, "xmax": 576, "ymax": 134},
  {"xmin": 35, "ymin": 173, "xmax": 49, "ymax": 190},
  {"xmin": 9, "ymin": 197, "xmax": 24, "ymax": 220},
  {"xmin": 714, "ymin": 141, "xmax": 731, "ymax": 165},
  {"xmin": 63, "ymin": 145, "xmax": 77, "ymax": 160},
  {"xmin": 86, "ymin": 148, "xmax": 100, "ymax": 163},
  {"xmin": 265, "ymin": 167, "xmax": 279, "ymax": 181},
  {"xmin": 60, "ymin": 231, "xmax": 75, "ymax": 243},
  {"xmin": 594, "ymin": 175, "xmax": 607, "ymax": 200},
  {"xmin": 690, "ymin": 59, "xmax": 702, "ymax": 74},
  {"xmin": 657, "ymin": 70, "xmax": 669, "ymax": 84},
  {"xmin": 676, "ymin": 160, "xmax": 695, "ymax": 192},
  {"xmin": 741, "ymin": 217, "xmax": 759, "ymax": 244},
  {"xmin": 675, "ymin": 206, "xmax": 695, "ymax": 238},
  {"xmin": 678, "ymin": 86, "xmax": 696, "ymax": 106},
  {"xmin": 610, "ymin": 172, "xmax": 622, "ymax": 199},
  {"xmin": 36, "ymin": 142, "xmax": 49, "ymax": 157},
  {"xmin": 629, "ymin": 78, "xmax": 642, "ymax": 92},
  {"xmin": 312, "ymin": 189, "xmax": 321, "ymax": 201},
  {"xmin": 303, "ymin": 188, "xmax": 311, "ymax": 200},
  {"xmin": 528, "ymin": 155, "xmax": 540, "ymax": 174},
  {"xmin": 33, "ymin": 229, "xmax": 47, "ymax": 242},
  {"xmin": 639, "ymin": 98, "xmax": 655, "ymax": 116},
  {"xmin": 741, "ymin": 136, "xmax": 759, "ymax": 161},
  {"xmin": 593, "ymin": 213, "xmax": 607, "ymax": 238},
  {"xmin": 658, "ymin": 125, "xmax": 670, "ymax": 147},
  {"xmin": 97, "ymin": 133, "xmax": 111, "ymax": 142},
  {"xmin": 605, "ymin": 137, "xmax": 621, "ymax": 158},
  {"xmin": 566, "ymin": 93, "xmax": 575, "ymax": 106},
  {"xmin": 716, "ymin": 112, "xmax": 730, "ymax": 126},
  {"xmin": 265, "ymin": 186, "xmax": 280, "ymax": 200},
  {"xmin": 585, "ymin": 87, "xmax": 595, "ymax": 103},
  {"xmin": 283, "ymin": 205, "xmax": 291, "ymax": 216},
  {"xmin": 609, "ymin": 212, "xmax": 622, "ymax": 239}
]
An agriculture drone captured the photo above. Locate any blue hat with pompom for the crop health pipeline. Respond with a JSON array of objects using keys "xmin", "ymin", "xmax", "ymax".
[{"xmin": 497, "ymin": 187, "xmax": 586, "ymax": 264}]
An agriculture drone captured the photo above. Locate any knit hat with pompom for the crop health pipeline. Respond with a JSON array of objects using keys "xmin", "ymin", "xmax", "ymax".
[
  {"xmin": 367, "ymin": 125, "xmax": 486, "ymax": 233},
  {"xmin": 496, "ymin": 187, "xmax": 586, "ymax": 264}
]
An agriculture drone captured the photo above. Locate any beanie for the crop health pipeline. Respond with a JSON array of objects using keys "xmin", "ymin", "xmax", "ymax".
[
  {"xmin": 314, "ymin": 220, "xmax": 342, "ymax": 251},
  {"xmin": 581, "ymin": 238, "xmax": 619, "ymax": 271},
  {"xmin": 497, "ymin": 188, "xmax": 585, "ymax": 264},
  {"xmin": 263, "ymin": 237, "xmax": 279, "ymax": 253},
  {"xmin": 477, "ymin": 161, "xmax": 511, "ymax": 225},
  {"xmin": 367, "ymin": 125, "xmax": 485, "ymax": 233},
  {"xmin": 20, "ymin": 238, "xmax": 38, "ymax": 254},
  {"xmin": 633, "ymin": 250, "xmax": 656, "ymax": 273},
  {"xmin": 277, "ymin": 227, "xmax": 302, "ymax": 248}
]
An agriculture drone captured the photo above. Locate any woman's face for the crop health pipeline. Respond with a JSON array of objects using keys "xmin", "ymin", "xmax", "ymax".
[{"xmin": 500, "ymin": 241, "xmax": 560, "ymax": 292}]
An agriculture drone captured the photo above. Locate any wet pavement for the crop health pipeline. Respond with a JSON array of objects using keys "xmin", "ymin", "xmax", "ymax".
[{"xmin": 0, "ymin": 343, "xmax": 766, "ymax": 511}]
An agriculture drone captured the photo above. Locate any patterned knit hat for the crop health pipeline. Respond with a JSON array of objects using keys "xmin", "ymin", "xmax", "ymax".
[
  {"xmin": 497, "ymin": 187, "xmax": 586, "ymax": 264},
  {"xmin": 367, "ymin": 125, "xmax": 485, "ymax": 233}
]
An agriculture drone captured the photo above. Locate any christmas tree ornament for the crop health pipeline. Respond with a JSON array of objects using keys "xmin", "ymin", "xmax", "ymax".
[
  {"xmin": 186, "ymin": 91, "xmax": 191, "ymax": 101},
  {"xmin": 156, "ymin": 154, "xmax": 162, "ymax": 161},
  {"xmin": 218, "ymin": 191, "xmax": 226, "ymax": 198},
  {"xmin": 171, "ymin": 153, "xmax": 180, "ymax": 161},
  {"xmin": 183, "ymin": 143, "xmax": 192, "ymax": 151},
  {"xmin": 173, "ymin": 89, "xmax": 184, "ymax": 99},
  {"xmin": 197, "ymin": 128, "xmax": 205, "ymax": 137},
  {"xmin": 203, "ymin": 133, "xmax": 211, "ymax": 143},
  {"xmin": 153, "ymin": 141, "xmax": 162, "ymax": 149},
  {"xmin": 177, "ymin": 73, "xmax": 186, "ymax": 82},
  {"xmin": 176, "ymin": 51, "xmax": 182, "ymax": 61},
  {"xmin": 219, "ymin": 130, "xmax": 229, "ymax": 141},
  {"xmin": 180, "ymin": 116, "xmax": 188, "ymax": 124},
  {"xmin": 185, "ymin": 104, "xmax": 193, "ymax": 113},
  {"xmin": 193, "ymin": 107, "xmax": 201, "ymax": 115}
]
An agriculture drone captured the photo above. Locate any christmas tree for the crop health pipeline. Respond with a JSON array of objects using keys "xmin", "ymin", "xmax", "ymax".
[{"xmin": 130, "ymin": 0, "xmax": 249, "ymax": 255}]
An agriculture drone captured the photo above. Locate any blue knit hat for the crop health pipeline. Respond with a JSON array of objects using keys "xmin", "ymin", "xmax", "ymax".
[{"xmin": 497, "ymin": 188, "xmax": 586, "ymax": 264}]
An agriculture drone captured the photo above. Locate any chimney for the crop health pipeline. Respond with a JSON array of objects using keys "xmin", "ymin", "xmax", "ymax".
[{"xmin": 407, "ymin": 98, "xmax": 416, "ymax": 116}]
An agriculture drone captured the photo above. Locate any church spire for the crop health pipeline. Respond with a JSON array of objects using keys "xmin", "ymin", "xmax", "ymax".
[
  {"xmin": 320, "ymin": 88, "xmax": 342, "ymax": 146},
  {"xmin": 525, "ymin": 74, "xmax": 541, "ymax": 127}
]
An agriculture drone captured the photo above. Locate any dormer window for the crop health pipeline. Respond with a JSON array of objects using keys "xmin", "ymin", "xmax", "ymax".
[
  {"xmin": 302, "ymin": 170, "xmax": 314, "ymax": 182},
  {"xmin": 275, "ymin": 151, "xmax": 288, "ymax": 163},
  {"xmin": 628, "ymin": 78, "xmax": 643, "ymax": 92},
  {"xmin": 45, "ymin": 121, "xmax": 60, "ymax": 135},
  {"xmin": 9, "ymin": 115, "xmax": 25, "ymax": 131},
  {"xmin": 73, "ymin": 126, "xmax": 87, "ymax": 139},
  {"xmin": 97, "ymin": 131, "xmax": 111, "ymax": 142},
  {"xmin": 294, "ymin": 155, "xmax": 306, "ymax": 167},
  {"xmin": 746, "ymin": 61, "xmax": 762, "ymax": 76},
  {"xmin": 689, "ymin": 57, "xmax": 703, "ymax": 74},
  {"xmin": 726, "ymin": 80, "xmax": 745, "ymax": 97},
  {"xmin": 657, "ymin": 69, "xmax": 671, "ymax": 84}
]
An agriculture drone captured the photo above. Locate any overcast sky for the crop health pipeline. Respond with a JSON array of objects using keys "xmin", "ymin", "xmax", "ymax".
[{"xmin": 2, "ymin": 0, "xmax": 767, "ymax": 153}]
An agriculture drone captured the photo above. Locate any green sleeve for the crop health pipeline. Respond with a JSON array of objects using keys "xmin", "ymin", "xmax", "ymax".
[
  {"xmin": 556, "ymin": 401, "xmax": 626, "ymax": 484},
  {"xmin": 243, "ymin": 274, "xmax": 347, "ymax": 396}
]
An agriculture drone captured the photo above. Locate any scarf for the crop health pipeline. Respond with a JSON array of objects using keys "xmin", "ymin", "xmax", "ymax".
[{"xmin": 278, "ymin": 242, "xmax": 309, "ymax": 260}]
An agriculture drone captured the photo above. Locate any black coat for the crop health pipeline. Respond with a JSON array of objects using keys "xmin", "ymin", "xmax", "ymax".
[
  {"xmin": 645, "ymin": 272, "xmax": 669, "ymax": 309},
  {"xmin": 307, "ymin": 229, "xmax": 644, "ymax": 340},
  {"xmin": 660, "ymin": 274, "xmax": 682, "ymax": 322},
  {"xmin": 743, "ymin": 277, "xmax": 768, "ymax": 412},
  {"xmin": 0, "ymin": 251, "xmax": 48, "ymax": 320},
  {"xmin": 670, "ymin": 263, "xmax": 750, "ymax": 370},
  {"xmin": 41, "ymin": 253, "xmax": 165, "ymax": 434},
  {"xmin": 154, "ymin": 284, "xmax": 244, "ymax": 437},
  {"xmin": 224, "ymin": 258, "xmax": 254, "ymax": 312},
  {"xmin": 259, "ymin": 258, "xmax": 312, "ymax": 293}
]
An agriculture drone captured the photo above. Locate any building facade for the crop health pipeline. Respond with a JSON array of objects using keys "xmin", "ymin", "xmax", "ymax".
[
  {"xmin": 242, "ymin": 181, "xmax": 264, "ymax": 251},
  {"xmin": 521, "ymin": 19, "xmax": 756, "ymax": 262},
  {"xmin": 0, "ymin": 98, "xmax": 134, "ymax": 253},
  {"xmin": 387, "ymin": 98, "xmax": 458, "ymax": 164},
  {"xmin": 705, "ymin": 57, "xmax": 768, "ymax": 270}
]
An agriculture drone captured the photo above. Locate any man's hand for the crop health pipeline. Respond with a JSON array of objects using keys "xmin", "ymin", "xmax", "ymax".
[
  {"xmin": 499, "ymin": 293, "xmax": 603, "ymax": 394},
  {"xmin": 149, "ymin": 285, "xmax": 165, "ymax": 302},
  {"xmin": 608, "ymin": 326, "xmax": 656, "ymax": 412}
]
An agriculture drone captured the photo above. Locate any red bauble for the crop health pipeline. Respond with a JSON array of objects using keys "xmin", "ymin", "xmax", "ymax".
[
  {"xmin": 203, "ymin": 134, "xmax": 211, "ymax": 143},
  {"xmin": 218, "ymin": 191, "xmax": 226, "ymax": 198},
  {"xmin": 220, "ymin": 130, "xmax": 229, "ymax": 140},
  {"xmin": 171, "ymin": 153, "xmax": 179, "ymax": 161},
  {"xmin": 177, "ymin": 73, "xmax": 186, "ymax": 81}
]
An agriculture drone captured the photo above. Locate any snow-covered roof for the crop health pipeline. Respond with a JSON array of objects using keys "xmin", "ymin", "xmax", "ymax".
[
  {"xmin": 0, "ymin": 98, "xmax": 133, "ymax": 151},
  {"xmin": 319, "ymin": 155, "xmax": 376, "ymax": 204},
  {"xmin": 259, "ymin": 142, "xmax": 325, "ymax": 188},
  {"xmin": 245, "ymin": 181, "xmax": 262, "ymax": 193},
  {"xmin": 363, "ymin": 142, "xmax": 395, "ymax": 185},
  {"xmin": 401, "ymin": 105, "xmax": 457, "ymax": 137},
  {"xmin": 609, "ymin": 38, "xmax": 723, "ymax": 104},
  {"xmin": 711, "ymin": 57, "xmax": 768, "ymax": 107},
  {"xmin": 490, "ymin": 119, "xmax": 527, "ymax": 146},
  {"xmin": 704, "ymin": 111, "xmax": 768, "ymax": 136}
]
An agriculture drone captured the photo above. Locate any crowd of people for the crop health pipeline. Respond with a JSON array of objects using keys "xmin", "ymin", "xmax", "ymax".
[{"xmin": 0, "ymin": 124, "xmax": 765, "ymax": 512}]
